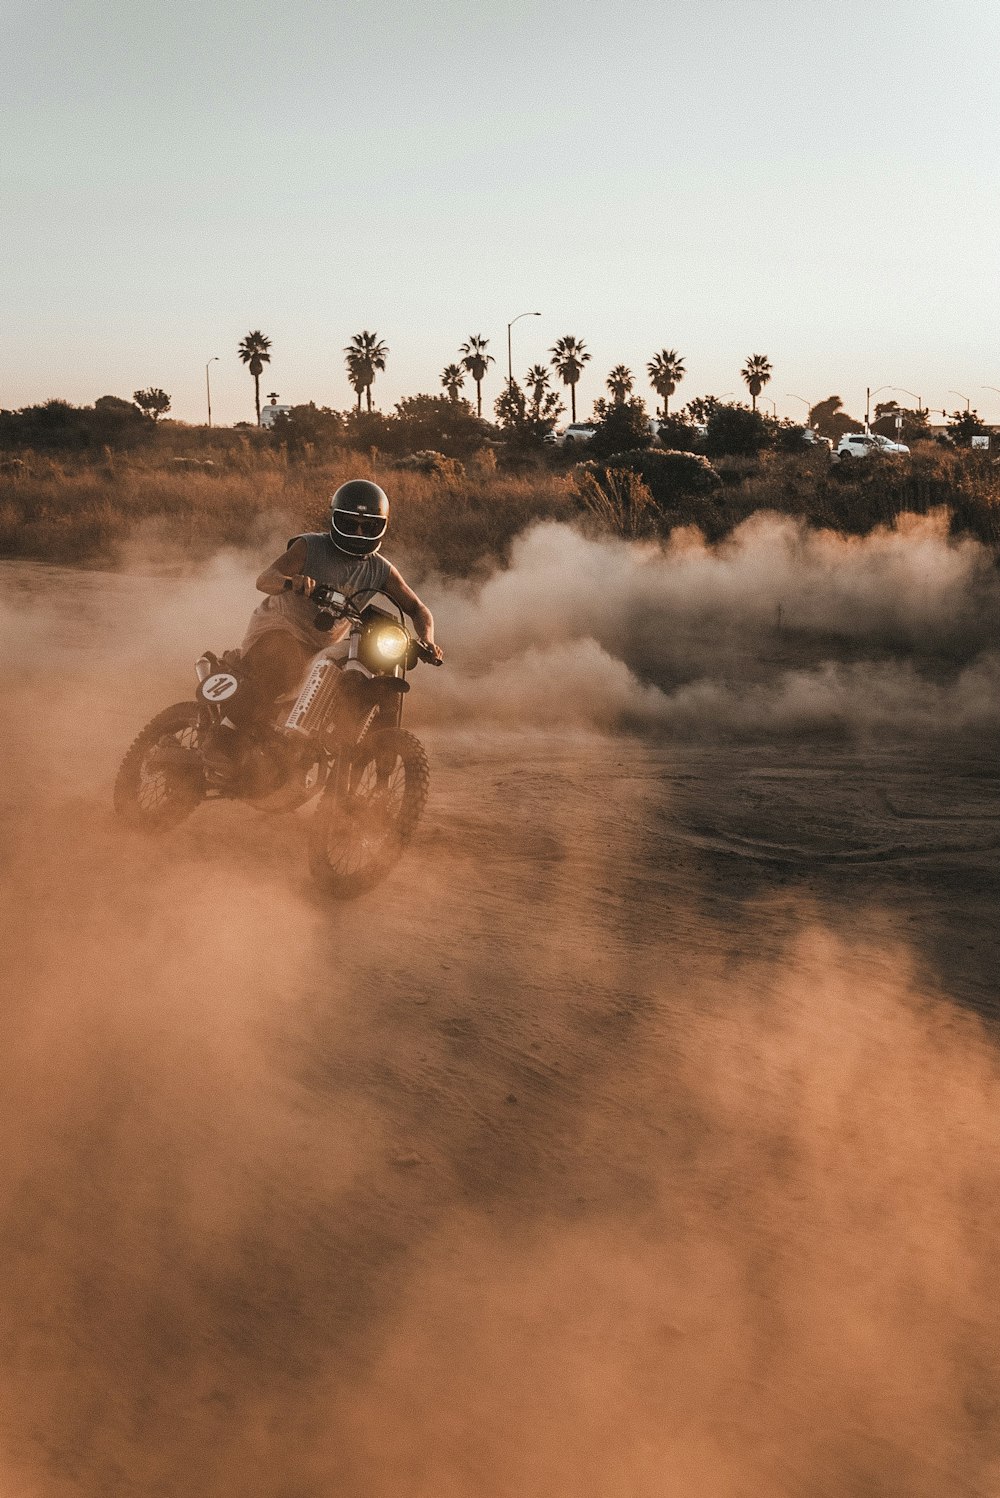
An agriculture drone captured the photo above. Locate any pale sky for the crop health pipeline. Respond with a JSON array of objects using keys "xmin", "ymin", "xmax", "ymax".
[{"xmin": 4, "ymin": 0, "xmax": 1000, "ymax": 426}]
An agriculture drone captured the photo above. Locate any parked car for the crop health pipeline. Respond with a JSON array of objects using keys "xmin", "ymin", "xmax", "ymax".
[
  {"xmin": 835, "ymin": 432, "xmax": 910, "ymax": 461},
  {"xmin": 803, "ymin": 428, "xmax": 834, "ymax": 452},
  {"xmin": 554, "ymin": 423, "xmax": 598, "ymax": 448}
]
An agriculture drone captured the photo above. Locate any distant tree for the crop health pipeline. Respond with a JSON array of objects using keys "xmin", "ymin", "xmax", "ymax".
[
  {"xmin": 268, "ymin": 402, "xmax": 344, "ymax": 458},
  {"xmin": 605, "ymin": 365, "xmax": 635, "ymax": 404},
  {"xmin": 684, "ymin": 395, "xmax": 721, "ymax": 426},
  {"xmin": 525, "ymin": 364, "xmax": 552, "ymax": 408},
  {"xmin": 132, "ymin": 387, "xmax": 171, "ymax": 422},
  {"xmin": 588, "ymin": 393, "xmax": 652, "ymax": 458},
  {"xmin": 238, "ymin": 331, "xmax": 272, "ymax": 426},
  {"xmin": 494, "ymin": 380, "xmax": 563, "ymax": 452},
  {"xmin": 344, "ymin": 331, "xmax": 388, "ymax": 413},
  {"xmin": 872, "ymin": 401, "xmax": 929, "ymax": 445},
  {"xmin": 391, "ymin": 393, "xmax": 492, "ymax": 458},
  {"xmin": 549, "ymin": 335, "xmax": 591, "ymax": 422},
  {"xmin": 345, "ymin": 350, "xmax": 366, "ymax": 411},
  {"xmin": 0, "ymin": 396, "xmax": 151, "ymax": 452},
  {"xmin": 440, "ymin": 363, "xmax": 465, "ymax": 401},
  {"xmin": 945, "ymin": 408, "xmax": 988, "ymax": 447},
  {"xmin": 808, "ymin": 395, "xmax": 862, "ymax": 441},
  {"xmin": 655, "ymin": 413, "xmax": 702, "ymax": 452},
  {"xmin": 704, "ymin": 402, "xmax": 769, "ymax": 457},
  {"xmin": 647, "ymin": 349, "xmax": 686, "ymax": 417},
  {"xmin": 344, "ymin": 408, "xmax": 394, "ymax": 450},
  {"xmin": 741, "ymin": 354, "xmax": 772, "ymax": 412},
  {"xmin": 459, "ymin": 335, "xmax": 494, "ymax": 417}
]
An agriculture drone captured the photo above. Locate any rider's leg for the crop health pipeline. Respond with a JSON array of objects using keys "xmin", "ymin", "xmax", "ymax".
[
  {"xmin": 203, "ymin": 631, "xmax": 312, "ymax": 774},
  {"xmin": 241, "ymin": 630, "xmax": 313, "ymax": 728}
]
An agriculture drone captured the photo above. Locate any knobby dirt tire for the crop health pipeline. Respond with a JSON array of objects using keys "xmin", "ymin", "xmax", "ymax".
[
  {"xmin": 309, "ymin": 727, "xmax": 430, "ymax": 898},
  {"xmin": 113, "ymin": 701, "xmax": 204, "ymax": 833}
]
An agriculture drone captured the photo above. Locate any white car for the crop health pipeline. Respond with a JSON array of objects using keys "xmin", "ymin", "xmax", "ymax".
[
  {"xmin": 835, "ymin": 432, "xmax": 910, "ymax": 461},
  {"xmin": 554, "ymin": 422, "xmax": 598, "ymax": 447}
]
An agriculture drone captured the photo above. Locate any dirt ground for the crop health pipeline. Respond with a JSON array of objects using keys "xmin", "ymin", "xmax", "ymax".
[{"xmin": 1, "ymin": 530, "xmax": 999, "ymax": 1496}]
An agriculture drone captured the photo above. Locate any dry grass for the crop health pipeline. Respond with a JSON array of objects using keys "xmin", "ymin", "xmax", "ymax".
[
  {"xmin": 0, "ymin": 450, "xmax": 574, "ymax": 577},
  {"xmin": 3, "ymin": 443, "xmax": 1000, "ymax": 574},
  {"xmin": 572, "ymin": 467, "xmax": 656, "ymax": 539}
]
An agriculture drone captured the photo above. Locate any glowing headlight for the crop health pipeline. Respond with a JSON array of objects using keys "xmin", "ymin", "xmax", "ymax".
[{"xmin": 374, "ymin": 626, "xmax": 409, "ymax": 661}]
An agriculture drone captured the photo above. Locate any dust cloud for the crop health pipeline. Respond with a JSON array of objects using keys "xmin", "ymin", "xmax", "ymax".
[
  {"xmin": 0, "ymin": 510, "xmax": 998, "ymax": 1495},
  {"xmin": 423, "ymin": 511, "xmax": 1000, "ymax": 736}
]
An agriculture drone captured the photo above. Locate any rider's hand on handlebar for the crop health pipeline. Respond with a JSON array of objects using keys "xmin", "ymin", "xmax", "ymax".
[
  {"xmin": 290, "ymin": 574, "xmax": 317, "ymax": 597},
  {"xmin": 419, "ymin": 639, "xmax": 444, "ymax": 665}
]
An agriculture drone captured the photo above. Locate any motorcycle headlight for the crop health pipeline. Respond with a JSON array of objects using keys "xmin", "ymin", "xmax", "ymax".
[{"xmin": 373, "ymin": 625, "xmax": 409, "ymax": 662}]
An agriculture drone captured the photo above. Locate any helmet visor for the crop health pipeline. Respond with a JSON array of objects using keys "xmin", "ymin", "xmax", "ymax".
[{"xmin": 332, "ymin": 511, "xmax": 388, "ymax": 542}]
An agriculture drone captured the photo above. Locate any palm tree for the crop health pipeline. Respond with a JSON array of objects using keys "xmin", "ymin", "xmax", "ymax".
[
  {"xmin": 647, "ymin": 349, "xmax": 686, "ymax": 417},
  {"xmin": 344, "ymin": 331, "xmax": 389, "ymax": 412},
  {"xmin": 606, "ymin": 365, "xmax": 634, "ymax": 404},
  {"xmin": 549, "ymin": 335, "xmax": 591, "ymax": 422},
  {"xmin": 459, "ymin": 335, "xmax": 494, "ymax": 417},
  {"xmin": 441, "ymin": 363, "xmax": 465, "ymax": 401},
  {"xmin": 525, "ymin": 364, "xmax": 551, "ymax": 409},
  {"xmin": 741, "ymin": 354, "xmax": 773, "ymax": 412},
  {"xmin": 345, "ymin": 350, "xmax": 366, "ymax": 411},
  {"xmin": 237, "ymin": 331, "xmax": 272, "ymax": 426}
]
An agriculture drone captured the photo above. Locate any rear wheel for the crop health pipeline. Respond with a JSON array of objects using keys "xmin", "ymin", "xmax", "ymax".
[
  {"xmin": 113, "ymin": 702, "xmax": 204, "ymax": 833},
  {"xmin": 309, "ymin": 727, "xmax": 429, "ymax": 897}
]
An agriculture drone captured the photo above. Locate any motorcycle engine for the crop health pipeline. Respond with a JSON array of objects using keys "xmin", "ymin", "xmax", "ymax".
[{"xmin": 239, "ymin": 739, "xmax": 288, "ymax": 800}]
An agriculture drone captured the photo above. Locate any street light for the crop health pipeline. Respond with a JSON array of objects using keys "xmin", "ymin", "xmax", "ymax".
[
  {"xmin": 205, "ymin": 357, "xmax": 219, "ymax": 428},
  {"xmin": 948, "ymin": 390, "xmax": 971, "ymax": 413},
  {"xmin": 507, "ymin": 311, "xmax": 541, "ymax": 389},
  {"xmin": 786, "ymin": 394, "xmax": 812, "ymax": 419},
  {"xmin": 760, "ymin": 396, "xmax": 778, "ymax": 417},
  {"xmin": 865, "ymin": 385, "xmax": 894, "ymax": 429}
]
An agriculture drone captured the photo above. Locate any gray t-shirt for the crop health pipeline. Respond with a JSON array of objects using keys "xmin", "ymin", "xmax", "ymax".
[{"xmin": 242, "ymin": 533, "xmax": 393, "ymax": 653}]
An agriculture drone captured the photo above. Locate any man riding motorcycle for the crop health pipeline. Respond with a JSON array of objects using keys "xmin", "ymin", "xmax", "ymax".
[{"xmin": 208, "ymin": 478, "xmax": 442, "ymax": 768}]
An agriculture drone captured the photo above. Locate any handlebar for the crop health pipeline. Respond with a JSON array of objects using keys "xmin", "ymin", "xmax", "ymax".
[
  {"xmin": 415, "ymin": 640, "xmax": 443, "ymax": 666},
  {"xmin": 282, "ymin": 577, "xmax": 442, "ymax": 664}
]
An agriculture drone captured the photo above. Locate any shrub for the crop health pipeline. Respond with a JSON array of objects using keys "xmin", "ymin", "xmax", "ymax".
[
  {"xmin": 581, "ymin": 448, "xmax": 721, "ymax": 506},
  {"xmin": 393, "ymin": 450, "xmax": 465, "ymax": 482},
  {"xmin": 0, "ymin": 396, "xmax": 152, "ymax": 453},
  {"xmin": 588, "ymin": 396, "xmax": 653, "ymax": 458},
  {"xmin": 390, "ymin": 393, "xmax": 493, "ymax": 458},
  {"xmin": 704, "ymin": 403, "xmax": 770, "ymax": 457},
  {"xmin": 773, "ymin": 421, "xmax": 811, "ymax": 453},
  {"xmin": 654, "ymin": 414, "xmax": 702, "ymax": 452},
  {"xmin": 268, "ymin": 403, "xmax": 345, "ymax": 459}
]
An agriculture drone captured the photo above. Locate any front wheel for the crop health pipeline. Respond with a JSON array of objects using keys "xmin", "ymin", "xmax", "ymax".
[
  {"xmin": 309, "ymin": 728, "xmax": 429, "ymax": 897},
  {"xmin": 114, "ymin": 702, "xmax": 204, "ymax": 833}
]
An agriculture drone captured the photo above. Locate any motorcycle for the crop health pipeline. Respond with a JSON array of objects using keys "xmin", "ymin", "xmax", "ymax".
[{"xmin": 113, "ymin": 582, "xmax": 441, "ymax": 896}]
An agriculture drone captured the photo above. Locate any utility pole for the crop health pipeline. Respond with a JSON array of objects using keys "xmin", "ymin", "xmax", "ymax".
[{"xmin": 206, "ymin": 357, "xmax": 219, "ymax": 427}]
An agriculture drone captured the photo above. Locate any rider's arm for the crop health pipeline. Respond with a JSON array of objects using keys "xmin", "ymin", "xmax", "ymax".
[
  {"xmin": 383, "ymin": 566, "xmax": 443, "ymax": 661},
  {"xmin": 255, "ymin": 538, "xmax": 315, "ymax": 596}
]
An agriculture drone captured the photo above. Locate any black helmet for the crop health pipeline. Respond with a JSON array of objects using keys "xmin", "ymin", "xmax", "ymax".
[{"xmin": 329, "ymin": 479, "xmax": 389, "ymax": 557}]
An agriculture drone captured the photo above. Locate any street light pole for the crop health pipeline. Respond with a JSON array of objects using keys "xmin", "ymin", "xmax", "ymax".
[
  {"xmin": 866, "ymin": 385, "xmax": 894, "ymax": 430},
  {"xmin": 948, "ymin": 390, "xmax": 971, "ymax": 413},
  {"xmin": 507, "ymin": 311, "xmax": 541, "ymax": 390},
  {"xmin": 761, "ymin": 396, "xmax": 778, "ymax": 417},
  {"xmin": 206, "ymin": 357, "xmax": 219, "ymax": 428},
  {"xmin": 786, "ymin": 394, "xmax": 811, "ymax": 420}
]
